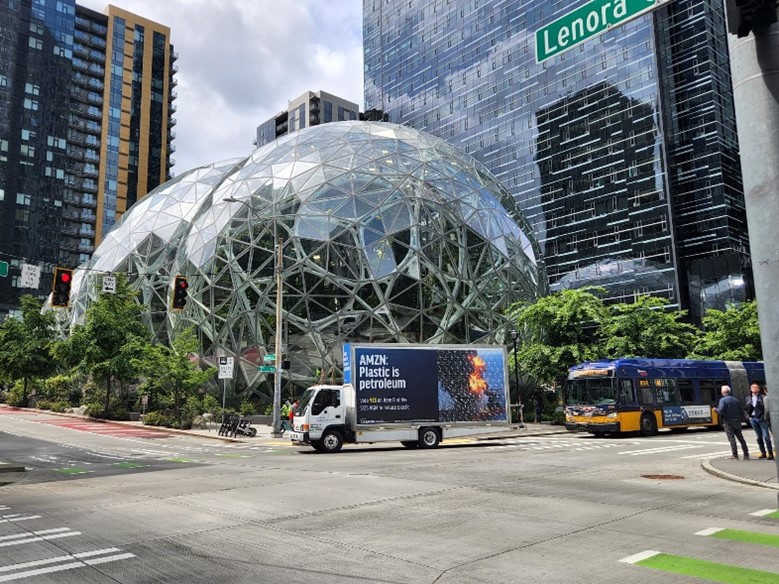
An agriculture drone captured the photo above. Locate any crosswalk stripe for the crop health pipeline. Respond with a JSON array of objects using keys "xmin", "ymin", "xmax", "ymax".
[
  {"xmin": 619, "ymin": 550, "xmax": 661, "ymax": 564},
  {"xmin": 618, "ymin": 445, "xmax": 700, "ymax": 456}
]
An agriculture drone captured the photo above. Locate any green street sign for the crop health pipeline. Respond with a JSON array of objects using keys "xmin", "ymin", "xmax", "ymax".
[
  {"xmin": 0, "ymin": 261, "xmax": 7, "ymax": 277},
  {"xmin": 536, "ymin": 0, "xmax": 670, "ymax": 63},
  {"xmin": 263, "ymin": 354, "xmax": 276, "ymax": 362},
  {"xmin": 258, "ymin": 365, "xmax": 275, "ymax": 373}
]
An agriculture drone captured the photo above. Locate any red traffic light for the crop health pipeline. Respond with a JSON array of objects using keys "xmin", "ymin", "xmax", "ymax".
[
  {"xmin": 171, "ymin": 276, "xmax": 189, "ymax": 310},
  {"xmin": 52, "ymin": 267, "xmax": 74, "ymax": 307}
]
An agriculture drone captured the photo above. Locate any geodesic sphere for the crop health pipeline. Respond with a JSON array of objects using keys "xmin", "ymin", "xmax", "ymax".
[{"xmin": 76, "ymin": 121, "xmax": 545, "ymax": 392}]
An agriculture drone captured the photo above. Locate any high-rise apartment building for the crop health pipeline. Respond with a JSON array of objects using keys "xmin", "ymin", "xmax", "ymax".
[
  {"xmin": 0, "ymin": 1, "xmax": 176, "ymax": 315},
  {"xmin": 364, "ymin": 0, "xmax": 751, "ymax": 321},
  {"xmin": 255, "ymin": 90, "xmax": 362, "ymax": 148}
]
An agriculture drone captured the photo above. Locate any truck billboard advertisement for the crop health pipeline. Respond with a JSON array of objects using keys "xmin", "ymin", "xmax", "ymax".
[{"xmin": 345, "ymin": 344, "xmax": 508, "ymax": 425}]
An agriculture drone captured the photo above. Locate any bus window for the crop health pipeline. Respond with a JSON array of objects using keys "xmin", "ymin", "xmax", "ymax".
[
  {"xmin": 638, "ymin": 379, "xmax": 654, "ymax": 405},
  {"xmin": 653, "ymin": 379, "xmax": 679, "ymax": 405},
  {"xmin": 678, "ymin": 379, "xmax": 695, "ymax": 404},
  {"xmin": 618, "ymin": 380, "xmax": 636, "ymax": 404},
  {"xmin": 700, "ymin": 380, "xmax": 726, "ymax": 405}
]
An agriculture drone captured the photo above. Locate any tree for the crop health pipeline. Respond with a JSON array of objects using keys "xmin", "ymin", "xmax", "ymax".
[
  {"xmin": 507, "ymin": 288, "xmax": 607, "ymax": 386},
  {"xmin": 131, "ymin": 327, "xmax": 216, "ymax": 425},
  {"xmin": 601, "ymin": 295, "xmax": 699, "ymax": 359},
  {"xmin": 691, "ymin": 300, "xmax": 762, "ymax": 361},
  {"xmin": 0, "ymin": 295, "xmax": 59, "ymax": 406},
  {"xmin": 52, "ymin": 275, "xmax": 150, "ymax": 417}
]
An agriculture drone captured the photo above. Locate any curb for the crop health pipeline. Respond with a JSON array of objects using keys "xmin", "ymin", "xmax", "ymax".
[
  {"xmin": 2, "ymin": 406, "xmax": 248, "ymax": 444},
  {"xmin": 701, "ymin": 460, "xmax": 779, "ymax": 491}
]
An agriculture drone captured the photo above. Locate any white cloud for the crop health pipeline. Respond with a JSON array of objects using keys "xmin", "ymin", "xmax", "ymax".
[{"xmin": 78, "ymin": 0, "xmax": 364, "ymax": 172}]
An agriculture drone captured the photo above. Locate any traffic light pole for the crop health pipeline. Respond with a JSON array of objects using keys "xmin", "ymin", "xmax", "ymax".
[
  {"xmin": 271, "ymin": 236, "xmax": 284, "ymax": 438},
  {"xmin": 727, "ymin": 17, "xmax": 779, "ymax": 501}
]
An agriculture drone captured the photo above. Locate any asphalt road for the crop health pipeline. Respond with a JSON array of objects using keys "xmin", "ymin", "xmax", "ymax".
[{"xmin": 1, "ymin": 410, "xmax": 778, "ymax": 583}]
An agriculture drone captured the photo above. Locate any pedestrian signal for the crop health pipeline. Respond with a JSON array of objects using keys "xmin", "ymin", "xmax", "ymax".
[
  {"xmin": 171, "ymin": 276, "xmax": 189, "ymax": 310},
  {"xmin": 51, "ymin": 267, "xmax": 74, "ymax": 307}
]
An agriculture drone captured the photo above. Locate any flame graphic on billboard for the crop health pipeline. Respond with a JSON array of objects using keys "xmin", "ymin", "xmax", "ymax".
[{"xmin": 468, "ymin": 354, "xmax": 488, "ymax": 396}]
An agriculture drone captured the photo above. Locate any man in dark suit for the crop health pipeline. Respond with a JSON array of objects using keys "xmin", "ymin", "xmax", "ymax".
[
  {"xmin": 716, "ymin": 385, "xmax": 749, "ymax": 460},
  {"xmin": 746, "ymin": 382, "xmax": 774, "ymax": 460}
]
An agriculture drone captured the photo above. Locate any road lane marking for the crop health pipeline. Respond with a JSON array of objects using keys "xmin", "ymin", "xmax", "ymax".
[
  {"xmin": 0, "ymin": 549, "xmax": 135, "ymax": 582},
  {"xmin": 750, "ymin": 509, "xmax": 777, "ymax": 517},
  {"xmin": 681, "ymin": 451, "xmax": 731, "ymax": 459},
  {"xmin": 619, "ymin": 550, "xmax": 661, "ymax": 564},
  {"xmin": 623, "ymin": 551, "xmax": 779, "ymax": 583},
  {"xmin": 0, "ymin": 515, "xmax": 40, "ymax": 524},
  {"xmin": 707, "ymin": 528, "xmax": 779, "ymax": 548},
  {"xmin": 0, "ymin": 528, "xmax": 81, "ymax": 547},
  {"xmin": 695, "ymin": 528, "xmax": 725, "ymax": 536},
  {"xmin": 0, "ymin": 548, "xmax": 121, "ymax": 573},
  {"xmin": 618, "ymin": 445, "xmax": 700, "ymax": 456}
]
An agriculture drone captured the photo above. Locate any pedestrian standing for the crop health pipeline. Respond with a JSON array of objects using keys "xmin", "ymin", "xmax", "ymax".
[
  {"xmin": 715, "ymin": 385, "xmax": 749, "ymax": 460},
  {"xmin": 534, "ymin": 393, "xmax": 544, "ymax": 424},
  {"xmin": 745, "ymin": 382, "xmax": 774, "ymax": 460}
]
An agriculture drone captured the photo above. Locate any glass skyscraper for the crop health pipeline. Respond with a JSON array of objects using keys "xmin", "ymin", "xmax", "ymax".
[
  {"xmin": 364, "ymin": 0, "xmax": 751, "ymax": 321},
  {"xmin": 0, "ymin": 1, "xmax": 176, "ymax": 316}
]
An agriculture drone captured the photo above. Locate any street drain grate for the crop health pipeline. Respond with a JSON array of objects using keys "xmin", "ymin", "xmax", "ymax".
[{"xmin": 641, "ymin": 474, "xmax": 685, "ymax": 480}]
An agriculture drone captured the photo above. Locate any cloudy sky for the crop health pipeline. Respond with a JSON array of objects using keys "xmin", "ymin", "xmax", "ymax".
[{"xmin": 78, "ymin": 0, "xmax": 364, "ymax": 173}]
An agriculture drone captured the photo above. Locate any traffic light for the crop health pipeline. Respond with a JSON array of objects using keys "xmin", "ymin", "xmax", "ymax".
[
  {"xmin": 171, "ymin": 276, "xmax": 189, "ymax": 310},
  {"xmin": 51, "ymin": 267, "xmax": 74, "ymax": 307}
]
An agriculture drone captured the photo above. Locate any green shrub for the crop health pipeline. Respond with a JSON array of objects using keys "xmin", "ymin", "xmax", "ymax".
[
  {"xmin": 50, "ymin": 401, "xmax": 71, "ymax": 413},
  {"xmin": 42, "ymin": 375, "xmax": 74, "ymax": 403},
  {"xmin": 202, "ymin": 394, "xmax": 220, "ymax": 415},
  {"xmin": 142, "ymin": 411, "xmax": 172, "ymax": 426},
  {"xmin": 35, "ymin": 400, "xmax": 52, "ymax": 410},
  {"xmin": 83, "ymin": 401, "xmax": 104, "ymax": 417},
  {"xmin": 240, "ymin": 400, "xmax": 256, "ymax": 416},
  {"xmin": 6, "ymin": 384, "xmax": 25, "ymax": 407}
]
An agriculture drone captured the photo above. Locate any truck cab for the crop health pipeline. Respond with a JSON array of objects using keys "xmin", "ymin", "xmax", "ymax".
[{"xmin": 290, "ymin": 385, "xmax": 351, "ymax": 452}]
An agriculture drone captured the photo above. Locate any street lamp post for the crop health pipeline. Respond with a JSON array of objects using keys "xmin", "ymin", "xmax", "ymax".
[
  {"xmin": 224, "ymin": 196, "xmax": 284, "ymax": 437},
  {"xmin": 510, "ymin": 329, "xmax": 523, "ymax": 425}
]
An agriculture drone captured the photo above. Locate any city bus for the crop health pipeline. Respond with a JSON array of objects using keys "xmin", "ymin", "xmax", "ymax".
[{"xmin": 563, "ymin": 358, "xmax": 765, "ymax": 436}]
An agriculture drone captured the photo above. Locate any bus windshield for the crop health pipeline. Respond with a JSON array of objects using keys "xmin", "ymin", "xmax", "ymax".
[{"xmin": 565, "ymin": 378, "xmax": 617, "ymax": 406}]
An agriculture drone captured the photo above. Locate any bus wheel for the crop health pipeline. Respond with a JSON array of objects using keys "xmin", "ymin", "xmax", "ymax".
[{"xmin": 639, "ymin": 413, "xmax": 658, "ymax": 437}]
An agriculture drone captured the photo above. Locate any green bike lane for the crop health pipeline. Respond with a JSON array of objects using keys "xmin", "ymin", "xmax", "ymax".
[{"xmin": 621, "ymin": 509, "xmax": 779, "ymax": 583}]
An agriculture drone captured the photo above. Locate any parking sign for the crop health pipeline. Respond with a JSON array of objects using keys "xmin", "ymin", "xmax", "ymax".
[{"xmin": 218, "ymin": 356, "xmax": 234, "ymax": 379}]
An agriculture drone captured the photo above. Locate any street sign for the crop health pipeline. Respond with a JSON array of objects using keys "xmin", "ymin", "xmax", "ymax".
[
  {"xmin": 141, "ymin": 395, "xmax": 149, "ymax": 406},
  {"xmin": 258, "ymin": 365, "xmax": 275, "ymax": 373},
  {"xmin": 102, "ymin": 275, "xmax": 116, "ymax": 294},
  {"xmin": 263, "ymin": 354, "xmax": 276, "ymax": 362},
  {"xmin": 218, "ymin": 356, "xmax": 235, "ymax": 380},
  {"xmin": 535, "ymin": 0, "xmax": 671, "ymax": 63},
  {"xmin": 0, "ymin": 261, "xmax": 7, "ymax": 277},
  {"xmin": 20, "ymin": 263, "xmax": 40, "ymax": 289}
]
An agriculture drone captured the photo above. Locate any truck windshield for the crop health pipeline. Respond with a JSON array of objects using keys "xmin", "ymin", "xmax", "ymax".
[
  {"xmin": 295, "ymin": 388, "xmax": 316, "ymax": 416},
  {"xmin": 565, "ymin": 378, "xmax": 616, "ymax": 406}
]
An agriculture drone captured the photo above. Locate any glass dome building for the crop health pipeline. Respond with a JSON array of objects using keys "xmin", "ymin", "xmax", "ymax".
[{"xmin": 71, "ymin": 121, "xmax": 545, "ymax": 395}]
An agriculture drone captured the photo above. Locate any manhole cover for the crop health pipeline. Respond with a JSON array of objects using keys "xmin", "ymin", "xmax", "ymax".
[{"xmin": 641, "ymin": 474, "xmax": 685, "ymax": 480}]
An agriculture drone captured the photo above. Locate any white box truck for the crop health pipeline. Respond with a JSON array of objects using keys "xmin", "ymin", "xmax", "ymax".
[{"xmin": 289, "ymin": 343, "xmax": 517, "ymax": 452}]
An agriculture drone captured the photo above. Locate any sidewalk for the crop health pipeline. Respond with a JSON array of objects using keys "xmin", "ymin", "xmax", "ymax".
[{"xmin": 703, "ymin": 456, "xmax": 779, "ymax": 491}]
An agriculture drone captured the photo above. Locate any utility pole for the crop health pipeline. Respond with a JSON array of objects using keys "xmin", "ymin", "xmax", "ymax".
[{"xmin": 725, "ymin": 1, "xmax": 779, "ymax": 497}]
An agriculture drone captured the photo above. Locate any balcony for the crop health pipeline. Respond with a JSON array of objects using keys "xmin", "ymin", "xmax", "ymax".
[{"xmin": 78, "ymin": 243, "xmax": 95, "ymax": 253}]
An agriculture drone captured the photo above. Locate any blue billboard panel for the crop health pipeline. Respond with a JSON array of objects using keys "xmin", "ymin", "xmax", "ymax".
[{"xmin": 353, "ymin": 346, "xmax": 507, "ymax": 425}]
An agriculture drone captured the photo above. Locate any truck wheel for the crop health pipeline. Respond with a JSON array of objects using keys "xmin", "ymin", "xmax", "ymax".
[
  {"xmin": 401, "ymin": 441, "xmax": 418, "ymax": 449},
  {"xmin": 418, "ymin": 427, "xmax": 440, "ymax": 449},
  {"xmin": 321, "ymin": 429, "xmax": 343, "ymax": 453},
  {"xmin": 639, "ymin": 413, "xmax": 658, "ymax": 437}
]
